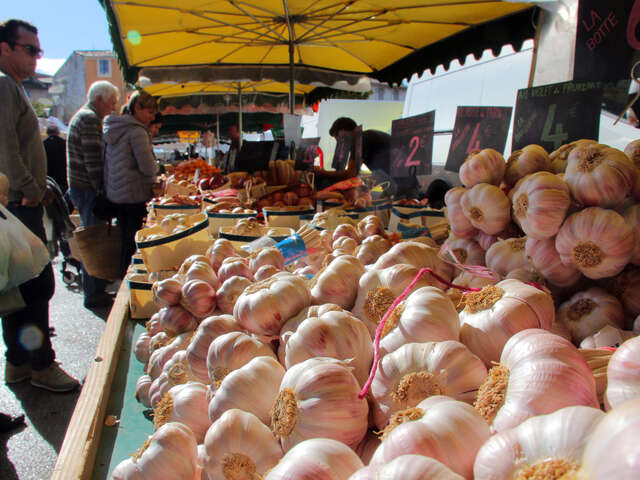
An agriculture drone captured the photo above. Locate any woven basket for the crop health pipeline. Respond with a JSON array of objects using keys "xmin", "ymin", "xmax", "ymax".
[{"xmin": 73, "ymin": 223, "xmax": 122, "ymax": 281}]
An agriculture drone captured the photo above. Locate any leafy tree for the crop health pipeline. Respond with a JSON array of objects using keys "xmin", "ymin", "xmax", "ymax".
[{"xmin": 30, "ymin": 100, "xmax": 49, "ymax": 118}]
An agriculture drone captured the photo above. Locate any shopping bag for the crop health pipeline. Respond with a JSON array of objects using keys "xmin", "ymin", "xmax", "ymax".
[
  {"xmin": 0, "ymin": 204, "xmax": 50, "ymax": 293},
  {"xmin": 73, "ymin": 222, "xmax": 122, "ymax": 280}
]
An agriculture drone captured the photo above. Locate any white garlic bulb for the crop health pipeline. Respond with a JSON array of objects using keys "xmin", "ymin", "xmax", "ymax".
[
  {"xmin": 351, "ymin": 454, "xmax": 464, "ymax": 480},
  {"xmin": 605, "ymin": 336, "xmax": 640, "ymax": 410}
]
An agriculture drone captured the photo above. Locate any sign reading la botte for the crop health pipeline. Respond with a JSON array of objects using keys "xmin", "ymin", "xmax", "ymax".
[
  {"xmin": 512, "ymin": 81, "xmax": 603, "ymax": 152},
  {"xmin": 294, "ymin": 137, "xmax": 320, "ymax": 171},
  {"xmin": 390, "ymin": 111, "xmax": 435, "ymax": 177},
  {"xmin": 575, "ymin": 0, "xmax": 640, "ymax": 82},
  {"xmin": 445, "ymin": 106, "xmax": 513, "ymax": 172}
]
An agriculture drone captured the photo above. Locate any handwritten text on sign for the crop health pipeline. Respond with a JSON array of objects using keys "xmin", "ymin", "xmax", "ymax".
[
  {"xmin": 295, "ymin": 137, "xmax": 320, "ymax": 170},
  {"xmin": 575, "ymin": 0, "xmax": 640, "ymax": 82},
  {"xmin": 390, "ymin": 111, "xmax": 435, "ymax": 177},
  {"xmin": 445, "ymin": 106, "xmax": 512, "ymax": 172},
  {"xmin": 512, "ymin": 81, "xmax": 603, "ymax": 152}
]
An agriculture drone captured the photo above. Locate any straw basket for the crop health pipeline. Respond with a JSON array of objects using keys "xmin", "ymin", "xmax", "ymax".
[{"xmin": 73, "ymin": 222, "xmax": 122, "ymax": 281}]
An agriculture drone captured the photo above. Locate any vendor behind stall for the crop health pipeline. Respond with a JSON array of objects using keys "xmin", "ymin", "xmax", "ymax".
[{"xmin": 314, "ymin": 117, "xmax": 391, "ymax": 189}]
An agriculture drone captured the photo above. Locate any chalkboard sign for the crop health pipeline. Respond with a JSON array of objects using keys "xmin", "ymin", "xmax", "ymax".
[
  {"xmin": 390, "ymin": 111, "xmax": 435, "ymax": 177},
  {"xmin": 353, "ymin": 126, "xmax": 363, "ymax": 173},
  {"xmin": 332, "ymin": 130, "xmax": 352, "ymax": 171},
  {"xmin": 445, "ymin": 106, "xmax": 513, "ymax": 172},
  {"xmin": 236, "ymin": 141, "xmax": 277, "ymax": 173},
  {"xmin": 512, "ymin": 81, "xmax": 603, "ymax": 152},
  {"xmin": 295, "ymin": 137, "xmax": 320, "ymax": 170},
  {"xmin": 575, "ymin": 0, "xmax": 640, "ymax": 82}
]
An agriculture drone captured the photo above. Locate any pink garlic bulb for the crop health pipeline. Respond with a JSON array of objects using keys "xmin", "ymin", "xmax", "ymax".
[
  {"xmin": 624, "ymin": 204, "xmax": 640, "ymax": 265},
  {"xmin": 134, "ymin": 332, "xmax": 152, "ymax": 365},
  {"xmin": 510, "ymin": 171, "xmax": 571, "ymax": 239},
  {"xmin": 153, "ymin": 382, "xmax": 210, "ymax": 443},
  {"xmin": 157, "ymin": 305, "xmax": 198, "ymax": 336},
  {"xmin": 460, "ymin": 183, "xmax": 511, "ymax": 235},
  {"xmin": 442, "ymin": 236, "xmax": 485, "ymax": 266},
  {"xmin": 458, "ymin": 279, "xmax": 555, "ymax": 366},
  {"xmin": 555, "ymin": 207, "xmax": 634, "ymax": 279},
  {"xmin": 352, "ymin": 454, "xmax": 464, "ymax": 480},
  {"xmin": 146, "ymin": 332, "xmax": 193, "ymax": 380},
  {"xmin": 215, "ymin": 275, "xmax": 252, "ymax": 315},
  {"xmin": 152, "ymin": 276, "xmax": 183, "ymax": 308},
  {"xmin": 605, "ymin": 336, "xmax": 640, "ymax": 409},
  {"xmin": 146, "ymin": 313, "xmax": 163, "ymax": 336},
  {"xmin": 549, "ymin": 139, "xmax": 598, "ymax": 174},
  {"xmin": 178, "ymin": 254, "xmax": 210, "ymax": 276},
  {"xmin": 180, "ymin": 279, "xmax": 216, "ymax": 319},
  {"xmin": 358, "ymin": 215, "xmax": 385, "ymax": 238},
  {"xmin": 564, "ymin": 143, "xmax": 636, "ymax": 208},
  {"xmin": 525, "ymin": 237, "xmax": 582, "ymax": 287},
  {"xmin": 556, "ymin": 287, "xmax": 625, "ymax": 345},
  {"xmin": 474, "ymin": 329, "xmax": 599, "ymax": 432},
  {"xmin": 459, "ymin": 148, "xmax": 506, "ymax": 187},
  {"xmin": 354, "ymin": 234, "xmax": 392, "ymax": 265},
  {"xmin": 249, "ymin": 246, "xmax": 285, "ymax": 273},
  {"xmin": 445, "ymin": 187, "xmax": 478, "ymax": 239},
  {"xmin": 475, "ymin": 222, "xmax": 520, "ymax": 251},
  {"xmin": 580, "ymin": 325, "xmax": 637, "ymax": 349},
  {"xmin": 148, "ymin": 371, "xmax": 170, "ymax": 409},
  {"xmin": 111, "ymin": 422, "xmax": 199, "ymax": 480},
  {"xmin": 206, "ymin": 238, "xmax": 236, "ymax": 272},
  {"xmin": 254, "ymin": 264, "xmax": 280, "ymax": 281},
  {"xmin": 333, "ymin": 223, "xmax": 361, "ymax": 244},
  {"xmin": 504, "ymin": 144, "xmax": 551, "ymax": 187},
  {"xmin": 135, "ymin": 374, "xmax": 153, "ymax": 407},
  {"xmin": 484, "ymin": 237, "xmax": 529, "ymax": 277},
  {"xmin": 184, "ymin": 260, "xmax": 219, "ymax": 290},
  {"xmin": 217, "ymin": 257, "xmax": 253, "ymax": 284},
  {"xmin": 333, "ymin": 236, "xmax": 359, "ymax": 254},
  {"xmin": 311, "ymin": 255, "xmax": 365, "ymax": 310}
]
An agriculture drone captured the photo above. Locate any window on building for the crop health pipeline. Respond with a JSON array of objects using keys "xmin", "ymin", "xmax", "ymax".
[
  {"xmin": 98, "ymin": 59, "xmax": 111, "ymax": 77},
  {"xmin": 392, "ymin": 88, "xmax": 400, "ymax": 101}
]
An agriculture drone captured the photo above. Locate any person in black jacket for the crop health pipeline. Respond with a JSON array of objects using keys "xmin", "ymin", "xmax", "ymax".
[{"xmin": 43, "ymin": 124, "xmax": 67, "ymax": 193}]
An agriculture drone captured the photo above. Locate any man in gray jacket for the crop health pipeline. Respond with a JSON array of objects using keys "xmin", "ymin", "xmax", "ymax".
[{"xmin": 67, "ymin": 80, "xmax": 119, "ymax": 308}]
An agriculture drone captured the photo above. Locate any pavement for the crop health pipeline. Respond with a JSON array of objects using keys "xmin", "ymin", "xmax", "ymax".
[{"xmin": 0, "ymin": 254, "xmax": 113, "ymax": 480}]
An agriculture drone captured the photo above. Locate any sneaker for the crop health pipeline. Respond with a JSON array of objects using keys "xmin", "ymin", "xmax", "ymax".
[
  {"xmin": 5, "ymin": 362, "xmax": 31, "ymax": 384},
  {"xmin": 31, "ymin": 363, "xmax": 80, "ymax": 393},
  {"xmin": 84, "ymin": 292, "xmax": 114, "ymax": 309}
]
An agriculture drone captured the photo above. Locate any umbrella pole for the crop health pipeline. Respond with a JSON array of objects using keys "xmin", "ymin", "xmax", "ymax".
[
  {"xmin": 238, "ymin": 87, "xmax": 243, "ymax": 148},
  {"xmin": 289, "ymin": 43, "xmax": 295, "ymax": 114}
]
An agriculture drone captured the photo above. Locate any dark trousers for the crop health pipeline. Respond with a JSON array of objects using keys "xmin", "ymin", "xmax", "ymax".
[
  {"xmin": 115, "ymin": 202, "xmax": 147, "ymax": 278},
  {"xmin": 2, "ymin": 204, "xmax": 55, "ymax": 370}
]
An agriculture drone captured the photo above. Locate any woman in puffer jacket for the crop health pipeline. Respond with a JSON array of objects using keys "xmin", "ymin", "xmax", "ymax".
[{"xmin": 103, "ymin": 90, "xmax": 158, "ymax": 277}]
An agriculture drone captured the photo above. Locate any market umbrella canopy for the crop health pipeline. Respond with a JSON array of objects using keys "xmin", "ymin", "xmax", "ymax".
[
  {"xmin": 100, "ymin": 0, "xmax": 539, "ymax": 85},
  {"xmin": 143, "ymin": 79, "xmax": 316, "ymax": 97}
]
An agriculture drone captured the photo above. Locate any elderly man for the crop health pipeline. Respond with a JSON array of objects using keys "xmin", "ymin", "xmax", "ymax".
[
  {"xmin": 0, "ymin": 18, "xmax": 79, "ymax": 392},
  {"xmin": 67, "ymin": 80, "xmax": 119, "ymax": 308}
]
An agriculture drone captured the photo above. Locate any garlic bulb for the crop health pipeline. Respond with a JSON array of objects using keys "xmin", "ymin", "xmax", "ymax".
[
  {"xmin": 185, "ymin": 314, "xmax": 242, "ymax": 384},
  {"xmin": 624, "ymin": 204, "xmax": 640, "ymax": 265},
  {"xmin": 549, "ymin": 139, "xmax": 597, "ymax": 174},
  {"xmin": 475, "ymin": 222, "xmax": 520, "ymax": 251},
  {"xmin": 184, "ymin": 260, "xmax": 219, "ymax": 290},
  {"xmin": 157, "ymin": 305, "xmax": 198, "ymax": 336},
  {"xmin": 206, "ymin": 238, "xmax": 236, "ymax": 272},
  {"xmin": 162, "ymin": 350, "xmax": 193, "ymax": 388},
  {"xmin": 371, "ymin": 341, "xmax": 487, "ymax": 430},
  {"xmin": 441, "ymin": 236, "xmax": 485, "ymax": 266},
  {"xmin": 333, "ymin": 236, "xmax": 359, "ymax": 255},
  {"xmin": 378, "ymin": 286, "xmax": 461, "ymax": 356},
  {"xmin": 271, "ymin": 357, "xmax": 368, "ymax": 451},
  {"xmin": 152, "ymin": 277, "xmax": 183, "ymax": 308},
  {"xmin": 371, "ymin": 396, "xmax": 490, "ymax": 479},
  {"xmin": 208, "ymin": 355, "xmax": 285, "ymax": 426},
  {"xmin": 580, "ymin": 324, "xmax": 637, "ymax": 349},
  {"xmin": 576, "ymin": 397, "xmax": 640, "ymax": 479},
  {"xmin": 206, "ymin": 331, "xmax": 276, "ymax": 385},
  {"xmin": 249, "ymin": 246, "xmax": 285, "ymax": 273},
  {"xmin": 147, "ymin": 332, "xmax": 193, "ymax": 380},
  {"xmin": 564, "ymin": 143, "xmax": 636, "ymax": 208},
  {"xmin": 624, "ymin": 139, "xmax": 640, "ymax": 200},
  {"xmin": 134, "ymin": 332, "xmax": 152, "ymax": 365},
  {"xmin": 510, "ymin": 171, "xmax": 571, "ymax": 239},
  {"xmin": 146, "ymin": 313, "xmax": 163, "ymax": 336},
  {"xmin": 460, "ymin": 183, "xmax": 511, "ymax": 235},
  {"xmin": 234, "ymin": 272, "xmax": 311, "ymax": 337},
  {"xmin": 605, "ymin": 336, "xmax": 640, "ymax": 409},
  {"xmin": 484, "ymin": 237, "xmax": 529, "ymax": 277},
  {"xmin": 135, "ymin": 374, "xmax": 153, "ymax": 407},
  {"xmin": 358, "ymin": 215, "xmax": 386, "ymax": 238},
  {"xmin": 202, "ymin": 409, "xmax": 283, "ymax": 480},
  {"xmin": 217, "ymin": 257, "xmax": 254, "ymax": 283},
  {"xmin": 504, "ymin": 144, "xmax": 551, "ymax": 186},
  {"xmin": 459, "ymin": 148, "xmax": 506, "ymax": 187},
  {"xmin": 474, "ymin": 329, "xmax": 599, "ymax": 432},
  {"xmin": 284, "ymin": 309, "xmax": 373, "ymax": 386},
  {"xmin": 265, "ymin": 438, "xmax": 364, "ymax": 480},
  {"xmin": 555, "ymin": 207, "xmax": 635, "ymax": 279},
  {"xmin": 473, "ymin": 405, "xmax": 605, "ymax": 480},
  {"xmin": 148, "ymin": 371, "xmax": 171, "ymax": 409},
  {"xmin": 154, "ymin": 382, "xmax": 210, "ymax": 443},
  {"xmin": 445, "ymin": 187, "xmax": 478, "ymax": 239},
  {"xmin": 556, "ymin": 287, "xmax": 625, "ymax": 344},
  {"xmin": 610, "ymin": 267, "xmax": 640, "ymax": 322},
  {"xmin": 311, "ymin": 255, "xmax": 365, "ymax": 310},
  {"xmin": 111, "ymin": 422, "xmax": 199, "ymax": 480},
  {"xmin": 458, "ymin": 279, "xmax": 555, "ymax": 366},
  {"xmin": 215, "ymin": 275, "xmax": 251, "ymax": 315},
  {"xmin": 180, "ymin": 279, "xmax": 217, "ymax": 318},
  {"xmin": 333, "ymin": 223, "xmax": 361, "ymax": 244},
  {"xmin": 525, "ymin": 237, "xmax": 582, "ymax": 287},
  {"xmin": 351, "ymin": 264, "xmax": 443, "ymax": 338},
  {"xmin": 446, "ymin": 271, "xmax": 496, "ymax": 307},
  {"xmin": 351, "ymin": 455, "xmax": 464, "ymax": 480},
  {"xmin": 254, "ymin": 264, "xmax": 280, "ymax": 281},
  {"xmin": 354, "ymin": 234, "xmax": 392, "ymax": 265}
]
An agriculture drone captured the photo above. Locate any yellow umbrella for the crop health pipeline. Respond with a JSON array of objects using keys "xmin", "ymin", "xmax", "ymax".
[{"xmin": 100, "ymin": 0, "xmax": 538, "ymax": 110}]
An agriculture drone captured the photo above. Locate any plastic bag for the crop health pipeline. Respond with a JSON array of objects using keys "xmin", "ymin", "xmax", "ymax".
[{"xmin": 0, "ymin": 204, "xmax": 50, "ymax": 293}]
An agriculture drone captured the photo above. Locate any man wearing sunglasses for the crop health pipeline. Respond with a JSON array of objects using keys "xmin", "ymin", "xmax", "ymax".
[{"xmin": 0, "ymin": 19, "xmax": 80, "ymax": 393}]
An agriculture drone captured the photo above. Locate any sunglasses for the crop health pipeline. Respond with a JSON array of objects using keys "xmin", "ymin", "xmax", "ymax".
[{"xmin": 14, "ymin": 42, "xmax": 44, "ymax": 59}]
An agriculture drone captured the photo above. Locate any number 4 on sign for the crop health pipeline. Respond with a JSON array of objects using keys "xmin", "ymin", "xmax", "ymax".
[
  {"xmin": 541, "ymin": 104, "xmax": 569, "ymax": 150},
  {"xmin": 466, "ymin": 123, "xmax": 481, "ymax": 154}
]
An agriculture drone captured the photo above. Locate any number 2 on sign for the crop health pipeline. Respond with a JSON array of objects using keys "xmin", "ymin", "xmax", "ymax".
[
  {"xmin": 405, "ymin": 136, "xmax": 421, "ymax": 167},
  {"xmin": 541, "ymin": 104, "xmax": 569, "ymax": 150}
]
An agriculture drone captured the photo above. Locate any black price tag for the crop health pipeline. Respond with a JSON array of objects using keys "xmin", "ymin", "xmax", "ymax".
[
  {"xmin": 390, "ymin": 111, "xmax": 435, "ymax": 177},
  {"xmin": 575, "ymin": 0, "xmax": 640, "ymax": 82},
  {"xmin": 332, "ymin": 130, "xmax": 352, "ymax": 171},
  {"xmin": 294, "ymin": 137, "xmax": 320, "ymax": 170},
  {"xmin": 511, "ymin": 81, "xmax": 603, "ymax": 152},
  {"xmin": 445, "ymin": 106, "xmax": 513, "ymax": 172}
]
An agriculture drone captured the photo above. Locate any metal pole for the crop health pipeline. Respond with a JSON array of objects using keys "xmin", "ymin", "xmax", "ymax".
[
  {"xmin": 289, "ymin": 42, "xmax": 295, "ymax": 114},
  {"xmin": 238, "ymin": 86, "xmax": 243, "ymax": 148}
]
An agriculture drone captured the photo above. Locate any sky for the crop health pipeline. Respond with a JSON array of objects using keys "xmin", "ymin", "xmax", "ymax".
[{"xmin": 4, "ymin": 1, "xmax": 114, "ymax": 75}]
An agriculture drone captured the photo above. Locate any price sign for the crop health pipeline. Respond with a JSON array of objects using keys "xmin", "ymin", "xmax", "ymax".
[
  {"xmin": 511, "ymin": 81, "xmax": 603, "ymax": 152},
  {"xmin": 332, "ymin": 130, "xmax": 352, "ymax": 171},
  {"xmin": 236, "ymin": 141, "xmax": 277, "ymax": 172},
  {"xmin": 390, "ymin": 111, "xmax": 435, "ymax": 177},
  {"xmin": 294, "ymin": 137, "xmax": 320, "ymax": 170},
  {"xmin": 575, "ymin": 0, "xmax": 640, "ymax": 82},
  {"xmin": 445, "ymin": 106, "xmax": 513, "ymax": 172}
]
